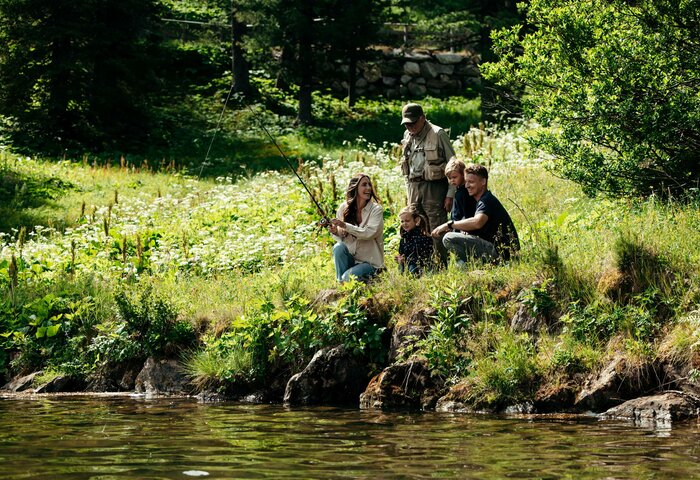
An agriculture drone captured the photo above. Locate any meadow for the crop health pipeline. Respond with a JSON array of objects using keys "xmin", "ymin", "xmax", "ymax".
[{"xmin": 1, "ymin": 97, "xmax": 699, "ymax": 408}]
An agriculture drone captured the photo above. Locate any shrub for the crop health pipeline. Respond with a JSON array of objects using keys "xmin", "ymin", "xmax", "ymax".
[
  {"xmin": 483, "ymin": 0, "xmax": 700, "ymax": 197},
  {"xmin": 465, "ymin": 326, "xmax": 540, "ymax": 409},
  {"xmin": 184, "ymin": 333, "xmax": 253, "ymax": 392},
  {"xmin": 327, "ymin": 281, "xmax": 386, "ymax": 367},
  {"xmin": 92, "ymin": 285, "xmax": 195, "ymax": 364},
  {"xmin": 414, "ymin": 285, "xmax": 473, "ymax": 382}
]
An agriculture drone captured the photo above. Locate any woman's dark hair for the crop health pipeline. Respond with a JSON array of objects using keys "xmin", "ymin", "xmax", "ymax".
[{"xmin": 343, "ymin": 173, "xmax": 380, "ymax": 225}]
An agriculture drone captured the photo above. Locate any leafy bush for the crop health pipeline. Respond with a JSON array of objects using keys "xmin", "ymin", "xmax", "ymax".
[
  {"xmin": 327, "ymin": 281, "xmax": 386, "ymax": 366},
  {"xmin": 483, "ymin": 0, "xmax": 700, "ymax": 197},
  {"xmin": 415, "ymin": 285, "xmax": 473, "ymax": 382},
  {"xmin": 92, "ymin": 285, "xmax": 195, "ymax": 363},
  {"xmin": 1, "ymin": 292, "xmax": 98, "ymax": 375},
  {"xmin": 466, "ymin": 327, "xmax": 540, "ymax": 408},
  {"xmin": 563, "ymin": 289, "xmax": 667, "ymax": 345}
]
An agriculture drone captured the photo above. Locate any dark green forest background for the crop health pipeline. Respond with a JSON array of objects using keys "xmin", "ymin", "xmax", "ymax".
[
  {"xmin": 0, "ymin": 0, "xmax": 698, "ymax": 197},
  {"xmin": 0, "ymin": 0, "xmax": 518, "ymax": 156}
]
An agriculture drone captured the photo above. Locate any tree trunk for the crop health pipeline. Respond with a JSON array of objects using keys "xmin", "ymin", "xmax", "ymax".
[
  {"xmin": 347, "ymin": 48, "xmax": 358, "ymax": 108},
  {"xmin": 231, "ymin": 4, "xmax": 252, "ymax": 96},
  {"xmin": 296, "ymin": 5, "xmax": 314, "ymax": 124}
]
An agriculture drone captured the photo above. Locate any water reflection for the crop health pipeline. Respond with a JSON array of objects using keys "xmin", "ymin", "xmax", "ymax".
[{"xmin": 1, "ymin": 395, "xmax": 700, "ymax": 479}]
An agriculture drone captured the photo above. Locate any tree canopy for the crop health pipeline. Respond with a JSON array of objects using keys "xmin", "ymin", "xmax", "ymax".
[
  {"xmin": 0, "ymin": 0, "xmax": 166, "ymax": 153},
  {"xmin": 483, "ymin": 0, "xmax": 700, "ymax": 197},
  {"xmin": 0, "ymin": 0, "xmax": 517, "ymax": 154}
]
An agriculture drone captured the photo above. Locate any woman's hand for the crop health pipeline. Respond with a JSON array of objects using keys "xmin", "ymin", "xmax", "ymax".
[
  {"xmin": 329, "ymin": 220, "xmax": 347, "ymax": 238},
  {"xmin": 331, "ymin": 219, "xmax": 346, "ymax": 229}
]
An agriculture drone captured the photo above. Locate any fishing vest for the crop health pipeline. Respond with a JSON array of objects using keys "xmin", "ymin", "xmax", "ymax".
[{"xmin": 401, "ymin": 122, "xmax": 447, "ymax": 181}]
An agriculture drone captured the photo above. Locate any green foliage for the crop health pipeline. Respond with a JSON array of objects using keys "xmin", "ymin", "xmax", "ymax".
[
  {"xmin": 1, "ymin": 292, "xmax": 98, "ymax": 375},
  {"xmin": 90, "ymin": 285, "xmax": 195, "ymax": 365},
  {"xmin": 327, "ymin": 281, "xmax": 386, "ymax": 366},
  {"xmin": 0, "ymin": 157, "xmax": 75, "ymax": 231},
  {"xmin": 228, "ymin": 295, "xmax": 342, "ymax": 382},
  {"xmin": 549, "ymin": 342, "xmax": 595, "ymax": 376},
  {"xmin": 466, "ymin": 326, "xmax": 540, "ymax": 408},
  {"xmin": 563, "ymin": 288, "xmax": 669, "ymax": 345},
  {"xmin": 483, "ymin": 0, "xmax": 700, "ymax": 197},
  {"xmin": 184, "ymin": 333, "xmax": 253, "ymax": 392},
  {"xmin": 614, "ymin": 233, "xmax": 673, "ymax": 299},
  {"xmin": 658, "ymin": 309, "xmax": 700, "ymax": 366},
  {"xmin": 1, "ymin": 104, "xmax": 699, "ymax": 402},
  {"xmin": 0, "ymin": 0, "xmax": 169, "ymax": 153},
  {"xmin": 518, "ymin": 278, "xmax": 556, "ymax": 321},
  {"xmin": 267, "ymin": 295, "xmax": 339, "ymax": 370},
  {"xmin": 414, "ymin": 285, "xmax": 473, "ymax": 382}
]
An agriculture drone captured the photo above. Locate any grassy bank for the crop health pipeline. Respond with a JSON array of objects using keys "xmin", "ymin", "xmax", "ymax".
[{"xmin": 1, "ymin": 104, "xmax": 699, "ymax": 408}]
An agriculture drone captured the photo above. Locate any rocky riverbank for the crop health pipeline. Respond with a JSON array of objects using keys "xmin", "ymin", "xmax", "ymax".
[{"xmin": 5, "ymin": 301, "xmax": 700, "ymax": 429}]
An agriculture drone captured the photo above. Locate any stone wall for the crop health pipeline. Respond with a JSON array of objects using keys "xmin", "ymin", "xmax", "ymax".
[{"xmin": 327, "ymin": 49, "xmax": 480, "ymax": 99}]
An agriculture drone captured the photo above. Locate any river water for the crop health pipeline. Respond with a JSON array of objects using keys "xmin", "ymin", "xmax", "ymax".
[{"xmin": 2, "ymin": 395, "xmax": 700, "ymax": 479}]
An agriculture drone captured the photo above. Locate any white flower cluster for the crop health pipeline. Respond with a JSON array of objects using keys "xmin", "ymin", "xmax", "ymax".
[{"xmin": 1, "ymin": 141, "xmax": 410, "ymax": 284}]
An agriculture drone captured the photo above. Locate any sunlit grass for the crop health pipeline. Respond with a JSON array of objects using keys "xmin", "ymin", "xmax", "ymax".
[{"xmin": 2, "ymin": 117, "xmax": 700, "ymax": 406}]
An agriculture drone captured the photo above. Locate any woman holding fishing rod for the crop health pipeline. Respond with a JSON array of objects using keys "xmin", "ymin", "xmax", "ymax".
[{"xmin": 328, "ymin": 173, "xmax": 385, "ymax": 283}]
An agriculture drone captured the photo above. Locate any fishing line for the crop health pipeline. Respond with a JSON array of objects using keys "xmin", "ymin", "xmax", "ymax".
[
  {"xmin": 243, "ymin": 101, "xmax": 330, "ymax": 225},
  {"xmin": 198, "ymin": 80, "xmax": 236, "ymax": 178},
  {"xmin": 198, "ymin": 79, "xmax": 330, "ymax": 224}
]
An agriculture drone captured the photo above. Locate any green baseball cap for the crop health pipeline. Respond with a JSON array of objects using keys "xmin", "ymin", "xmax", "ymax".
[{"xmin": 401, "ymin": 103, "xmax": 424, "ymax": 125}]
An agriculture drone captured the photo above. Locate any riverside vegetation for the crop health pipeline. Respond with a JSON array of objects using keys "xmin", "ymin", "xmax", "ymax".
[{"xmin": 1, "ymin": 96, "xmax": 699, "ymax": 412}]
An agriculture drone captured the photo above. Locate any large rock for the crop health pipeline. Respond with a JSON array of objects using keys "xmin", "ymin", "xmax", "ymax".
[
  {"xmin": 389, "ymin": 308, "xmax": 434, "ymax": 363},
  {"xmin": 510, "ymin": 303, "xmax": 542, "ymax": 335},
  {"xmin": 575, "ymin": 354, "xmax": 658, "ymax": 412},
  {"xmin": 34, "ymin": 375, "xmax": 85, "ymax": 393},
  {"xmin": 419, "ymin": 62, "xmax": 439, "ymax": 79},
  {"xmin": 405, "ymin": 52, "xmax": 432, "ymax": 61},
  {"xmin": 435, "ymin": 53, "xmax": 464, "ymax": 64},
  {"xmin": 435, "ymin": 381, "xmax": 481, "ymax": 413},
  {"xmin": 360, "ymin": 359, "xmax": 443, "ymax": 411},
  {"xmin": 135, "ymin": 357, "xmax": 190, "ymax": 395},
  {"xmin": 601, "ymin": 391, "xmax": 700, "ymax": 426},
  {"xmin": 657, "ymin": 362, "xmax": 700, "ymax": 396},
  {"xmin": 87, "ymin": 359, "xmax": 145, "ymax": 392},
  {"xmin": 284, "ymin": 345, "xmax": 368, "ymax": 406},
  {"xmin": 407, "ymin": 83, "xmax": 427, "ymax": 97},
  {"xmin": 1, "ymin": 371, "xmax": 43, "ymax": 392},
  {"xmin": 363, "ymin": 64, "xmax": 382, "ymax": 83},
  {"xmin": 403, "ymin": 61, "xmax": 421, "ymax": 76},
  {"xmin": 533, "ymin": 381, "xmax": 579, "ymax": 413},
  {"xmin": 433, "ymin": 64, "xmax": 453, "ymax": 76}
]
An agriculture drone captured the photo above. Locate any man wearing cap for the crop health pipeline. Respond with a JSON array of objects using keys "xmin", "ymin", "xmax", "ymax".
[{"xmin": 400, "ymin": 102, "xmax": 456, "ymax": 266}]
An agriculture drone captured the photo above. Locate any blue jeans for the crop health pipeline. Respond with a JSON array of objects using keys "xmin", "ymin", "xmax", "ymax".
[
  {"xmin": 399, "ymin": 262, "xmax": 422, "ymax": 276},
  {"xmin": 442, "ymin": 232, "xmax": 497, "ymax": 264},
  {"xmin": 333, "ymin": 243, "xmax": 377, "ymax": 283}
]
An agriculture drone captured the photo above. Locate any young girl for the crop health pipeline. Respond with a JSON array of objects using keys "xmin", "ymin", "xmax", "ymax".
[{"xmin": 396, "ymin": 205, "xmax": 433, "ymax": 276}]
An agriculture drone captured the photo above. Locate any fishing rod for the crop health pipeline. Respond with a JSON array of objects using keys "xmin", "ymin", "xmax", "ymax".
[
  {"xmin": 199, "ymin": 79, "xmax": 330, "ymax": 225},
  {"xmin": 243, "ymin": 101, "xmax": 331, "ymax": 226}
]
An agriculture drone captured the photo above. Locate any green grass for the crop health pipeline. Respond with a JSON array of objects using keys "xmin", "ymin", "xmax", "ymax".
[{"xmin": 1, "ymin": 102, "xmax": 699, "ymax": 408}]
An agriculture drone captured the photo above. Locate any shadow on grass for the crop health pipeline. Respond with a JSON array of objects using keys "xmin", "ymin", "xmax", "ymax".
[
  {"xmin": 186, "ymin": 97, "xmax": 482, "ymax": 178},
  {"xmin": 0, "ymin": 168, "xmax": 73, "ymax": 233}
]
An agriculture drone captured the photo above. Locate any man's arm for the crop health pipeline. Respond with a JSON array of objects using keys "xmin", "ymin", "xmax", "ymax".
[{"xmin": 431, "ymin": 213, "xmax": 488, "ymax": 238}]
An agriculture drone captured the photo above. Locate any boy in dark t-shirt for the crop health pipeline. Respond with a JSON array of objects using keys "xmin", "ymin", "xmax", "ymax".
[{"xmin": 431, "ymin": 163, "xmax": 519, "ymax": 263}]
